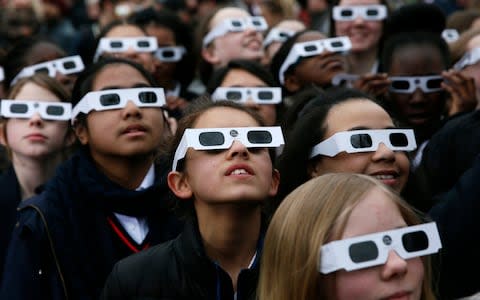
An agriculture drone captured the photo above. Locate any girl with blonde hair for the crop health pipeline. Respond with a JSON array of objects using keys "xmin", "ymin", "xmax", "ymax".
[{"xmin": 258, "ymin": 173, "xmax": 440, "ymax": 300}]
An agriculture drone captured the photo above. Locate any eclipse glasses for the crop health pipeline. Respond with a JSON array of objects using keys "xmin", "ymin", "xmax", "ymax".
[
  {"xmin": 172, "ymin": 126, "xmax": 284, "ymax": 171},
  {"xmin": 332, "ymin": 4, "xmax": 387, "ymax": 21},
  {"xmin": 94, "ymin": 37, "xmax": 158, "ymax": 62},
  {"xmin": 11, "ymin": 55, "xmax": 84, "ymax": 86},
  {"xmin": 203, "ymin": 17, "xmax": 268, "ymax": 47},
  {"xmin": 278, "ymin": 37, "xmax": 351, "ymax": 85},
  {"xmin": 310, "ymin": 129, "xmax": 417, "ymax": 158},
  {"xmin": 211, "ymin": 87, "xmax": 282, "ymax": 104},
  {"xmin": 319, "ymin": 222, "xmax": 441, "ymax": 274},
  {"xmin": 71, "ymin": 87, "xmax": 166, "ymax": 124},
  {"xmin": 1, "ymin": 100, "xmax": 71, "ymax": 121}
]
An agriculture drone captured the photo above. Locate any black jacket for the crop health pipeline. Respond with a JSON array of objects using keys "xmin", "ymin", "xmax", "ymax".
[
  {"xmin": 429, "ymin": 154, "xmax": 480, "ymax": 299},
  {"xmin": 0, "ymin": 149, "xmax": 182, "ymax": 300},
  {"xmin": 0, "ymin": 166, "xmax": 21, "ymax": 283},
  {"xmin": 101, "ymin": 219, "xmax": 265, "ymax": 300}
]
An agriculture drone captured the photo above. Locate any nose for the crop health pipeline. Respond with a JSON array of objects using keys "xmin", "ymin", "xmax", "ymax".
[
  {"xmin": 381, "ymin": 250, "xmax": 408, "ymax": 279},
  {"xmin": 121, "ymin": 100, "xmax": 142, "ymax": 119},
  {"xmin": 29, "ymin": 112, "xmax": 43, "ymax": 127},
  {"xmin": 409, "ymin": 88, "xmax": 426, "ymax": 104},
  {"xmin": 226, "ymin": 139, "xmax": 249, "ymax": 159},
  {"xmin": 371, "ymin": 142, "xmax": 395, "ymax": 162},
  {"xmin": 244, "ymin": 98, "xmax": 260, "ymax": 110},
  {"xmin": 55, "ymin": 71, "xmax": 74, "ymax": 86},
  {"xmin": 353, "ymin": 15, "xmax": 366, "ymax": 25}
]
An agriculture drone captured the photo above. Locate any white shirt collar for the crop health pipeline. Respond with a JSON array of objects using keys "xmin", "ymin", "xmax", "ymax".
[
  {"xmin": 136, "ymin": 164, "xmax": 155, "ymax": 190},
  {"xmin": 166, "ymin": 81, "xmax": 181, "ymax": 98}
]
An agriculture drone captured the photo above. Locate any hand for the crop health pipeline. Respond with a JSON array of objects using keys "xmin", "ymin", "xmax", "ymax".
[
  {"xmin": 442, "ymin": 70, "xmax": 477, "ymax": 116},
  {"xmin": 166, "ymin": 95, "xmax": 188, "ymax": 112},
  {"xmin": 353, "ymin": 73, "xmax": 391, "ymax": 98}
]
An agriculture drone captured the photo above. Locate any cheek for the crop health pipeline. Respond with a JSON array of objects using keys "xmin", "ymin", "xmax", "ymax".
[
  {"xmin": 335, "ymin": 21, "xmax": 349, "ymax": 35},
  {"xmin": 335, "ymin": 270, "xmax": 377, "ymax": 300},
  {"xmin": 48, "ymin": 122, "xmax": 69, "ymax": 138},
  {"xmin": 388, "ymin": 94, "xmax": 410, "ymax": 109},
  {"xmin": 258, "ymin": 106, "xmax": 277, "ymax": 125},
  {"xmin": 367, "ymin": 22, "xmax": 383, "ymax": 38},
  {"xmin": 462, "ymin": 67, "xmax": 480, "ymax": 85},
  {"xmin": 317, "ymin": 154, "xmax": 370, "ymax": 174}
]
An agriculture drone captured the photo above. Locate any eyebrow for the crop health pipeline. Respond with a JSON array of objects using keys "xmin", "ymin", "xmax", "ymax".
[
  {"xmin": 99, "ymin": 83, "xmax": 151, "ymax": 91},
  {"xmin": 224, "ymin": 84, "xmax": 268, "ymax": 88},
  {"xmin": 348, "ymin": 126, "xmax": 396, "ymax": 131}
]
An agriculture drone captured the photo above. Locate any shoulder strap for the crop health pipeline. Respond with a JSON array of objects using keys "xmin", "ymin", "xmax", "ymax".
[{"xmin": 26, "ymin": 204, "xmax": 69, "ymax": 300}]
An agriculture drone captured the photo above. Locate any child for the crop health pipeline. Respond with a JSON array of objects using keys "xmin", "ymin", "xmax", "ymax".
[
  {"xmin": 0, "ymin": 58, "xmax": 182, "ymax": 299},
  {"xmin": 207, "ymin": 59, "xmax": 283, "ymax": 126},
  {"xmin": 258, "ymin": 173, "xmax": 440, "ymax": 300},
  {"xmin": 101, "ymin": 99, "xmax": 282, "ymax": 300},
  {"xmin": 0, "ymin": 74, "xmax": 74, "ymax": 282}
]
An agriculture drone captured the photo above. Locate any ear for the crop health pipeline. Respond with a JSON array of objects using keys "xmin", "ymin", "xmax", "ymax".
[
  {"xmin": 201, "ymin": 46, "xmax": 221, "ymax": 65},
  {"xmin": 268, "ymin": 169, "xmax": 281, "ymax": 197},
  {"xmin": 307, "ymin": 159, "xmax": 323, "ymax": 178},
  {"xmin": 167, "ymin": 171, "xmax": 193, "ymax": 200},
  {"xmin": 64, "ymin": 130, "xmax": 77, "ymax": 147},
  {"xmin": 74, "ymin": 123, "xmax": 89, "ymax": 145},
  {"xmin": 284, "ymin": 74, "xmax": 302, "ymax": 94},
  {"xmin": 0, "ymin": 123, "xmax": 7, "ymax": 146}
]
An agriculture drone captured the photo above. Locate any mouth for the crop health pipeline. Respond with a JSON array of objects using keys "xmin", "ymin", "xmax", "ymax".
[
  {"xmin": 225, "ymin": 165, "xmax": 254, "ymax": 176},
  {"xmin": 382, "ymin": 291, "xmax": 412, "ymax": 300},
  {"xmin": 370, "ymin": 170, "xmax": 400, "ymax": 187},
  {"xmin": 321, "ymin": 58, "xmax": 345, "ymax": 71},
  {"xmin": 122, "ymin": 124, "xmax": 147, "ymax": 136},
  {"xmin": 244, "ymin": 38, "xmax": 262, "ymax": 50},
  {"xmin": 25, "ymin": 133, "xmax": 47, "ymax": 141}
]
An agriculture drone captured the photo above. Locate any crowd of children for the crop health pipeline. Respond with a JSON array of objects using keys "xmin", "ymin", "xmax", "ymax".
[{"xmin": 1, "ymin": 0, "xmax": 480, "ymax": 299}]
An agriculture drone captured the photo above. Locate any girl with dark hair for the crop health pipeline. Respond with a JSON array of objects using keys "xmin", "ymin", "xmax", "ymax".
[
  {"xmin": 101, "ymin": 99, "xmax": 282, "ymax": 300},
  {"xmin": 130, "ymin": 8, "xmax": 199, "ymax": 118},
  {"xmin": 274, "ymin": 87, "xmax": 413, "ymax": 208},
  {"xmin": 92, "ymin": 20, "xmax": 157, "ymax": 73},
  {"xmin": 207, "ymin": 59, "xmax": 284, "ymax": 126},
  {"xmin": 270, "ymin": 29, "xmax": 347, "ymax": 96},
  {"xmin": 0, "ymin": 58, "xmax": 182, "ymax": 300},
  {"xmin": 3, "ymin": 36, "xmax": 83, "ymax": 93},
  {"xmin": 330, "ymin": 0, "xmax": 389, "ymax": 75},
  {"xmin": 381, "ymin": 31, "xmax": 476, "ymax": 169},
  {"xmin": 271, "ymin": 29, "xmax": 390, "ymax": 99}
]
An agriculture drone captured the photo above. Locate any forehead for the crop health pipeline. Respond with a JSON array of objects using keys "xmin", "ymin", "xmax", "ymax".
[
  {"xmin": 210, "ymin": 7, "xmax": 250, "ymax": 29},
  {"xmin": 146, "ymin": 25, "xmax": 176, "ymax": 44},
  {"xmin": 276, "ymin": 20, "xmax": 306, "ymax": 32},
  {"xmin": 92, "ymin": 64, "xmax": 149, "ymax": 90},
  {"xmin": 338, "ymin": 0, "xmax": 382, "ymax": 5},
  {"xmin": 14, "ymin": 82, "xmax": 60, "ymax": 102},
  {"xmin": 342, "ymin": 187, "xmax": 406, "ymax": 239},
  {"xmin": 27, "ymin": 42, "xmax": 65, "ymax": 65},
  {"xmin": 220, "ymin": 69, "xmax": 267, "ymax": 87},
  {"xmin": 325, "ymin": 99, "xmax": 393, "ymax": 133},
  {"xmin": 105, "ymin": 25, "xmax": 146, "ymax": 37},
  {"xmin": 194, "ymin": 106, "xmax": 259, "ymax": 128},
  {"xmin": 466, "ymin": 34, "xmax": 480, "ymax": 51},
  {"xmin": 389, "ymin": 44, "xmax": 445, "ymax": 75},
  {"xmin": 297, "ymin": 31, "xmax": 327, "ymax": 43}
]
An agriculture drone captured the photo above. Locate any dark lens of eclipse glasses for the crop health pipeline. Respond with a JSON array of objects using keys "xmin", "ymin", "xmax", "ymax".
[{"xmin": 199, "ymin": 131, "xmax": 225, "ymax": 146}]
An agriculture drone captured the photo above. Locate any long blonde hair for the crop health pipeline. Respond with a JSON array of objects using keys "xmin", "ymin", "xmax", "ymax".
[{"xmin": 257, "ymin": 173, "xmax": 436, "ymax": 300}]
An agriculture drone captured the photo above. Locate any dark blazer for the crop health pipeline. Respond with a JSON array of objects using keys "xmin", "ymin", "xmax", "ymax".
[
  {"xmin": 0, "ymin": 149, "xmax": 182, "ymax": 300},
  {"xmin": 101, "ymin": 219, "xmax": 264, "ymax": 300},
  {"xmin": 0, "ymin": 166, "xmax": 21, "ymax": 283},
  {"xmin": 429, "ymin": 154, "xmax": 480, "ymax": 299}
]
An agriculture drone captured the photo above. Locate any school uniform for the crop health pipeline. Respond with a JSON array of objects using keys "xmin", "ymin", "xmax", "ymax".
[
  {"xmin": 0, "ymin": 166, "xmax": 22, "ymax": 283},
  {"xmin": 0, "ymin": 148, "xmax": 182, "ymax": 300},
  {"xmin": 101, "ymin": 218, "xmax": 266, "ymax": 300},
  {"xmin": 429, "ymin": 154, "xmax": 480, "ymax": 299}
]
